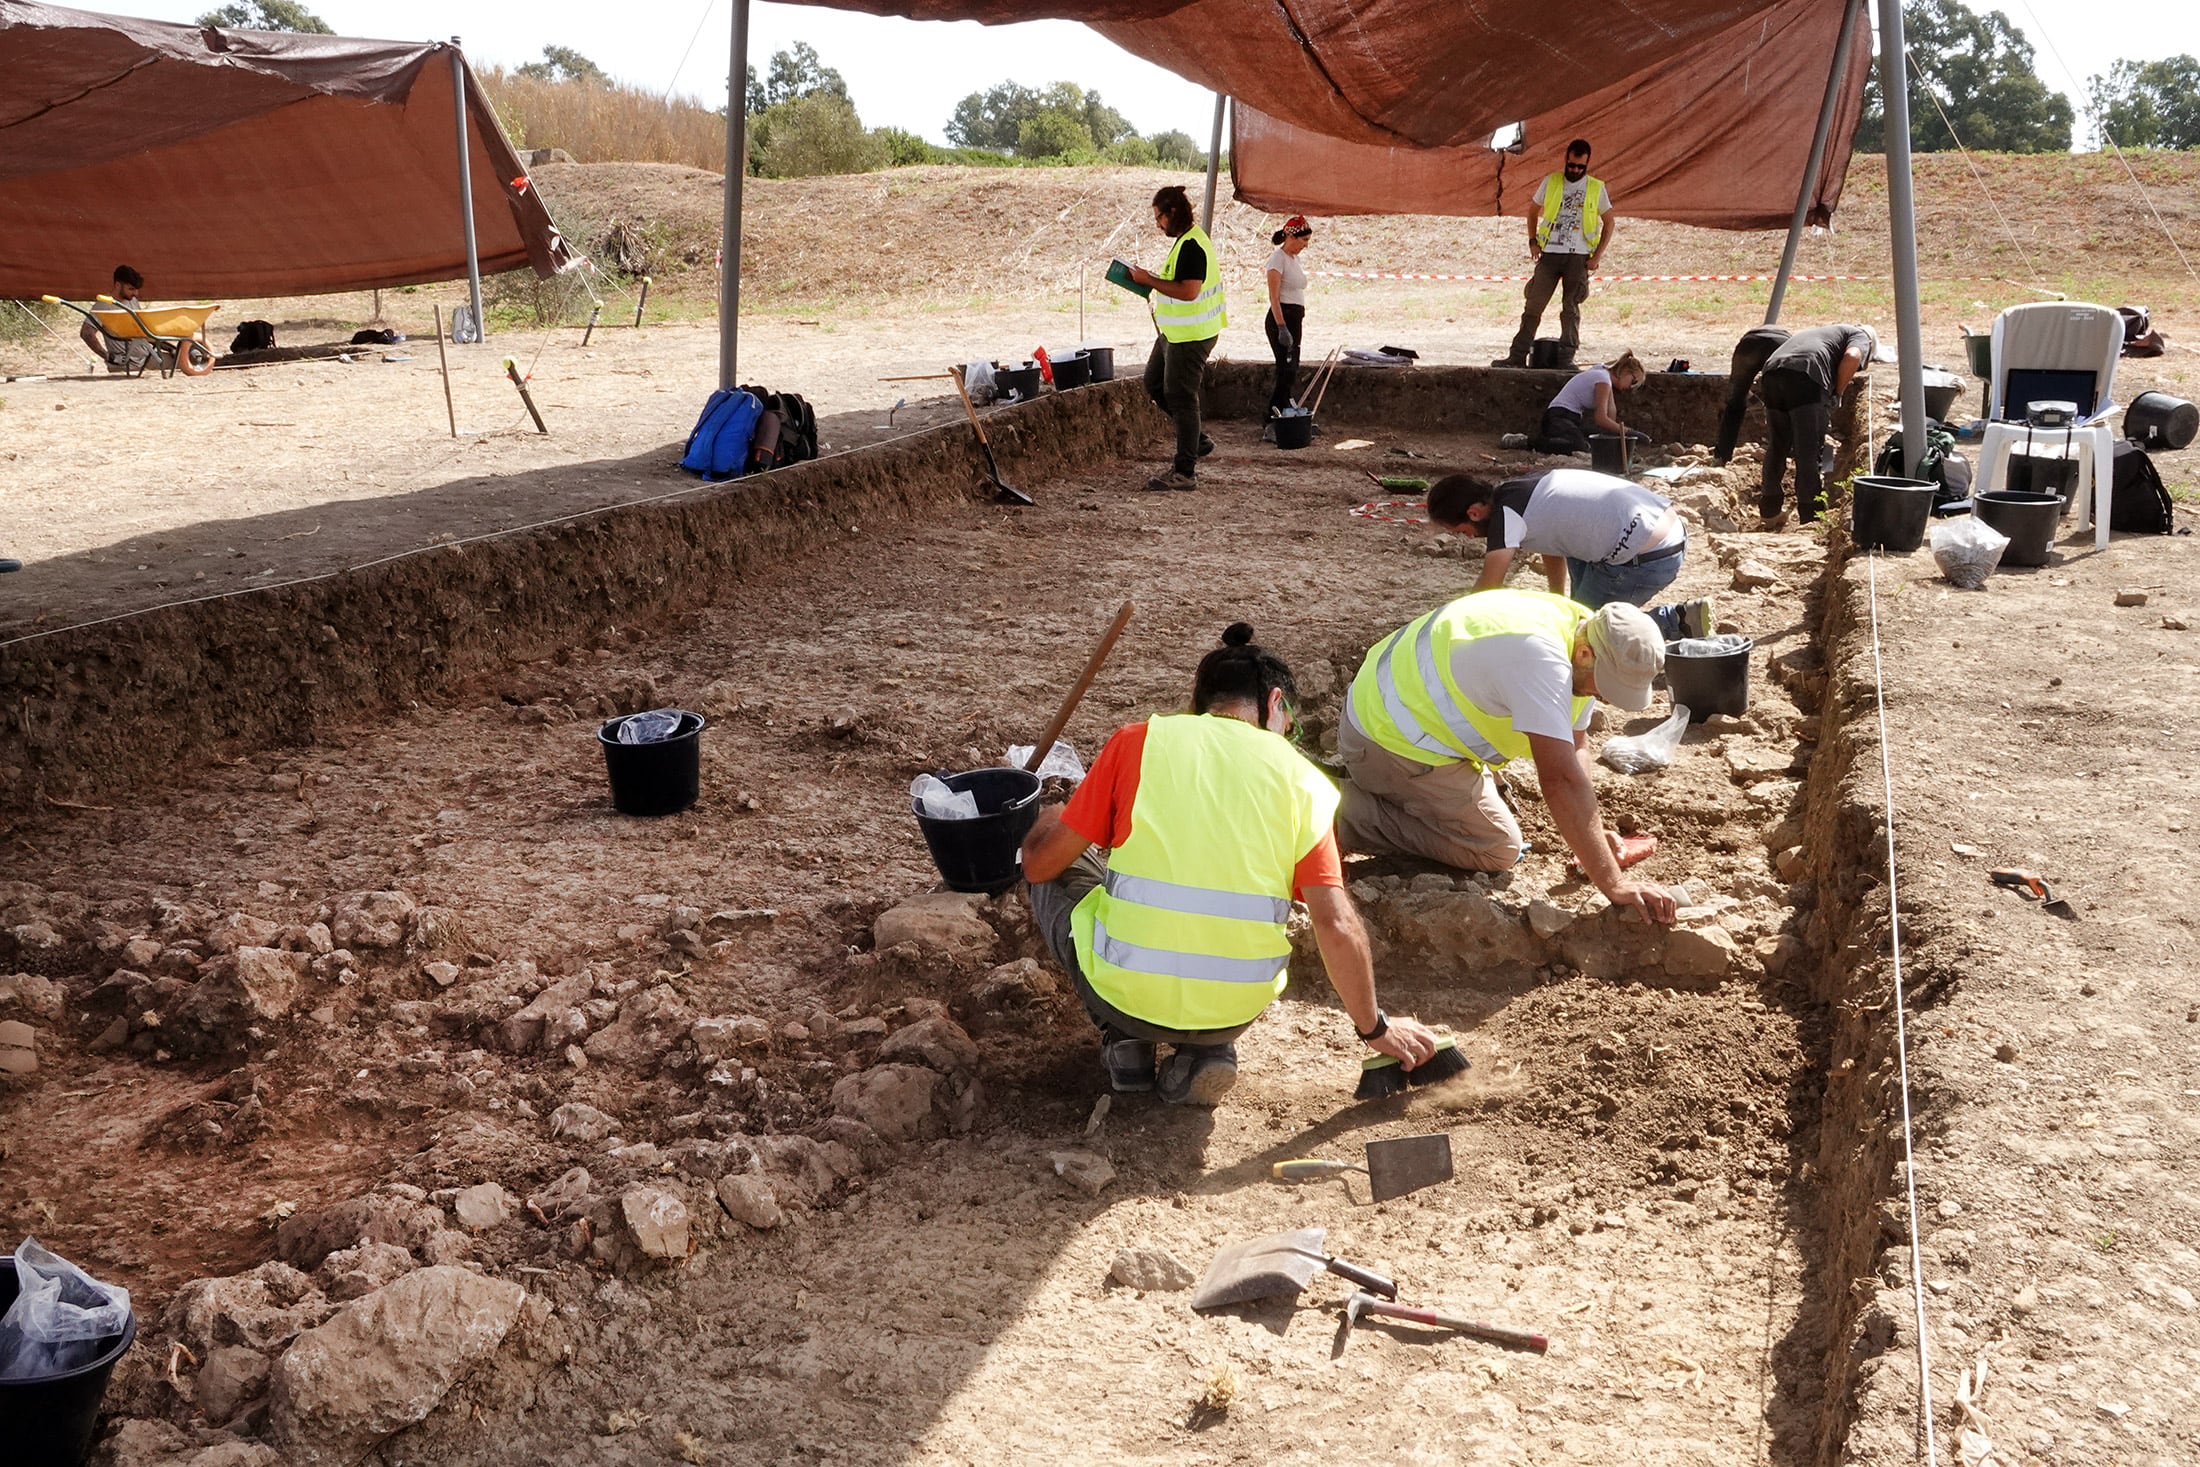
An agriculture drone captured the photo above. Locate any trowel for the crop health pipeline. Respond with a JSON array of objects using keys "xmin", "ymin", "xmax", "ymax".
[
  {"xmin": 1270, "ymin": 1132, "xmax": 1455, "ymax": 1202},
  {"xmin": 1190, "ymin": 1226, "xmax": 1397, "ymax": 1311}
]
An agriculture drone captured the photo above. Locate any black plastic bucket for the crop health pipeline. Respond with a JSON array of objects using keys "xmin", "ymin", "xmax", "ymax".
[
  {"xmin": 1082, "ymin": 345, "xmax": 1116, "ymax": 382},
  {"xmin": 1589, "ymin": 433, "xmax": 1631, "ymax": 476},
  {"xmin": 1275, "ymin": 408, "xmax": 1315, "ymax": 450},
  {"xmin": 1664, "ymin": 635, "xmax": 1753, "ymax": 721},
  {"xmin": 996, "ymin": 362, "xmax": 1043, "ymax": 401},
  {"xmin": 912, "ymin": 767, "xmax": 1042, "ymax": 894},
  {"xmin": 1973, "ymin": 491, "xmax": 2061, "ymax": 567},
  {"xmin": 1051, "ymin": 351, "xmax": 1091, "ymax": 390},
  {"xmin": 2126, "ymin": 391, "xmax": 2198, "ymax": 451},
  {"xmin": 1850, "ymin": 475, "xmax": 1937, "ymax": 552},
  {"xmin": 2005, "ymin": 444, "xmax": 2079, "ymax": 514},
  {"xmin": 1963, "ymin": 333, "xmax": 1992, "ymax": 378},
  {"xmin": 1920, "ymin": 367, "xmax": 1964, "ymax": 422},
  {"xmin": 597, "ymin": 710, "xmax": 704, "ymax": 817},
  {"xmin": 0, "ymin": 1258, "xmax": 138, "ymax": 1467}
]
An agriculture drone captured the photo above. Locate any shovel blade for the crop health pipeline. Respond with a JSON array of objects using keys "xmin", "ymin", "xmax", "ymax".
[
  {"xmin": 1190, "ymin": 1226, "xmax": 1326, "ymax": 1310},
  {"xmin": 1365, "ymin": 1133, "xmax": 1454, "ymax": 1203}
]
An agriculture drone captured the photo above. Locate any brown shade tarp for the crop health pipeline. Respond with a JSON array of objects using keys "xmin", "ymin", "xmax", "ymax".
[
  {"xmin": 1229, "ymin": 0, "xmax": 1873, "ymax": 228},
  {"xmin": 0, "ymin": 1, "xmax": 571, "ymax": 299}
]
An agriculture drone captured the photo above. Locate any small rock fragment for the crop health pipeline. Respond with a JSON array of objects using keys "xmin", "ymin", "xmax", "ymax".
[
  {"xmin": 1993, "ymin": 1042, "xmax": 2019, "ymax": 1063},
  {"xmin": 550, "ymin": 1102, "xmax": 614, "ymax": 1142},
  {"xmin": 1109, "ymin": 1246, "xmax": 1194, "ymax": 1291},
  {"xmin": 1050, "ymin": 1149, "xmax": 1115, "ymax": 1196},
  {"xmin": 620, "ymin": 1185, "xmax": 691, "ymax": 1261},
  {"xmin": 2113, "ymin": 589, "xmax": 2149, "ymax": 607},
  {"xmin": 2163, "ymin": 614, "xmax": 2190, "ymax": 631},
  {"xmin": 452, "ymin": 1183, "xmax": 513, "ymax": 1231},
  {"xmin": 0, "ymin": 1018, "xmax": 36, "ymax": 1075},
  {"xmin": 714, "ymin": 1174, "xmax": 784, "ymax": 1230}
]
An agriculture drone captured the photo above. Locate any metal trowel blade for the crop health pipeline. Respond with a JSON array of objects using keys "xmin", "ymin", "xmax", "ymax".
[
  {"xmin": 1190, "ymin": 1226, "xmax": 1327, "ymax": 1310},
  {"xmin": 1365, "ymin": 1133, "xmax": 1454, "ymax": 1202}
]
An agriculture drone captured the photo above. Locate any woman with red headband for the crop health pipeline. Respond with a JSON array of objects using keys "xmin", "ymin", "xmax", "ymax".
[{"xmin": 1263, "ymin": 215, "xmax": 1314, "ymax": 429}]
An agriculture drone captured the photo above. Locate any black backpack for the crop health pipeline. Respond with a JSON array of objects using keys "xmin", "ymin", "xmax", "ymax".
[
  {"xmin": 736, "ymin": 385, "xmax": 820, "ymax": 470},
  {"xmin": 2110, "ymin": 441, "xmax": 2174, "ymax": 534},
  {"xmin": 1875, "ymin": 424, "xmax": 1973, "ymax": 513},
  {"xmin": 229, "ymin": 320, "xmax": 275, "ymax": 354}
]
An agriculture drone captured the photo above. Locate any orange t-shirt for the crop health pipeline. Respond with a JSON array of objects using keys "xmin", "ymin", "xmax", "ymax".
[{"xmin": 1059, "ymin": 722, "xmax": 1343, "ymax": 899}]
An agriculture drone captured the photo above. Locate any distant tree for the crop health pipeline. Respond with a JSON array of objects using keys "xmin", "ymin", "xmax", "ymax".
[
  {"xmin": 947, "ymin": 82, "xmax": 1042, "ymax": 151},
  {"xmin": 1149, "ymin": 129, "xmax": 1202, "ymax": 168},
  {"xmin": 762, "ymin": 42, "xmax": 849, "ymax": 109},
  {"xmin": 1082, "ymin": 91, "xmax": 1136, "ymax": 150},
  {"xmin": 1102, "ymin": 135, "xmax": 1159, "ymax": 166},
  {"xmin": 195, "ymin": 0, "xmax": 331, "ymax": 32},
  {"xmin": 758, "ymin": 92, "xmax": 885, "ymax": 178},
  {"xmin": 873, "ymin": 127, "xmax": 944, "ymax": 167},
  {"xmin": 516, "ymin": 46, "xmax": 606, "ymax": 85},
  {"xmin": 1016, "ymin": 111, "xmax": 1094, "ymax": 160},
  {"xmin": 1855, "ymin": 0, "xmax": 2071, "ymax": 153},
  {"xmin": 745, "ymin": 64, "xmax": 766, "ymax": 116},
  {"xmin": 2086, "ymin": 56, "xmax": 2200, "ymax": 149}
]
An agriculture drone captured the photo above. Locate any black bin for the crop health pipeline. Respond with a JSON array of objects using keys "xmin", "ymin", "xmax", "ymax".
[
  {"xmin": 0, "ymin": 1258, "xmax": 138, "ymax": 1467},
  {"xmin": 913, "ymin": 767, "xmax": 1042, "ymax": 894},
  {"xmin": 1665, "ymin": 635, "xmax": 1754, "ymax": 721},
  {"xmin": 1850, "ymin": 475, "xmax": 1937, "ymax": 552},
  {"xmin": 2126, "ymin": 391, "xmax": 2198, "ymax": 451},
  {"xmin": 1973, "ymin": 491, "xmax": 2062, "ymax": 567},
  {"xmin": 1082, "ymin": 345, "xmax": 1116, "ymax": 382},
  {"xmin": 1274, "ymin": 408, "xmax": 1314, "ymax": 450},
  {"xmin": 598, "ymin": 710, "xmax": 705, "ymax": 817},
  {"xmin": 995, "ymin": 362, "xmax": 1043, "ymax": 401},
  {"xmin": 1051, "ymin": 351, "xmax": 1092, "ymax": 389},
  {"xmin": 1589, "ymin": 433, "xmax": 1632, "ymax": 476}
]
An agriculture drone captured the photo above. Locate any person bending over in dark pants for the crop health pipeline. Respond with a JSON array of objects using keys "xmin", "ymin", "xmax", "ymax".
[
  {"xmin": 1713, "ymin": 324, "xmax": 1792, "ymax": 465},
  {"xmin": 1755, "ymin": 324, "xmax": 1875, "ymax": 521},
  {"xmin": 1127, "ymin": 185, "xmax": 1227, "ymax": 492}
]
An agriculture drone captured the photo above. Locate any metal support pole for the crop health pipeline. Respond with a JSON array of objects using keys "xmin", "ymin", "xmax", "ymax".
[
  {"xmin": 1876, "ymin": 0, "xmax": 1928, "ymax": 478},
  {"xmin": 719, "ymin": 0, "xmax": 751, "ymax": 391},
  {"xmin": 450, "ymin": 40, "xmax": 485, "ymax": 343},
  {"xmin": 1767, "ymin": 0, "xmax": 1863, "ymax": 324},
  {"xmin": 1200, "ymin": 94, "xmax": 1226, "ymax": 232}
]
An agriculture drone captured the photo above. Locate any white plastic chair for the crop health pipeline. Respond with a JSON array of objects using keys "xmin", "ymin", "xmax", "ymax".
[{"xmin": 1975, "ymin": 302, "xmax": 2122, "ymax": 549}]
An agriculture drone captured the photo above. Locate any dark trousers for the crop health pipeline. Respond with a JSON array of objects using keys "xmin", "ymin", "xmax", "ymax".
[
  {"xmin": 1264, "ymin": 303, "xmax": 1305, "ymax": 416},
  {"xmin": 1758, "ymin": 366, "xmax": 1832, "ymax": 518},
  {"xmin": 1531, "ymin": 405, "xmax": 1591, "ymax": 455},
  {"xmin": 1143, "ymin": 335, "xmax": 1216, "ymax": 476},
  {"xmin": 1508, "ymin": 251, "xmax": 1591, "ymax": 361},
  {"xmin": 1026, "ymin": 851, "xmax": 1255, "ymax": 1048},
  {"xmin": 1715, "ymin": 325, "xmax": 1793, "ymax": 464}
]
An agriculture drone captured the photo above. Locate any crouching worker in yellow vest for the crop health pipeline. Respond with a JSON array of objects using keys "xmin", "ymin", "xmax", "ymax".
[
  {"xmin": 1022, "ymin": 623, "xmax": 1441, "ymax": 1105},
  {"xmin": 1337, "ymin": 590, "xmax": 1682, "ymax": 925}
]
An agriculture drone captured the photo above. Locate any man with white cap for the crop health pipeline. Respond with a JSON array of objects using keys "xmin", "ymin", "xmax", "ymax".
[
  {"xmin": 1336, "ymin": 590, "xmax": 1680, "ymax": 923},
  {"xmin": 1754, "ymin": 323, "xmax": 1878, "ymax": 522}
]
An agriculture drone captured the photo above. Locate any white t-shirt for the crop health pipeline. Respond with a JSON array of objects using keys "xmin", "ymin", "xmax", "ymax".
[
  {"xmin": 1540, "ymin": 175, "xmax": 1611, "ymax": 255},
  {"xmin": 1447, "ymin": 632, "xmax": 1592, "ymax": 743},
  {"xmin": 1491, "ymin": 468, "xmax": 1683, "ymax": 565},
  {"xmin": 1265, "ymin": 246, "xmax": 1308, "ymax": 306},
  {"xmin": 1548, "ymin": 366, "xmax": 1610, "ymax": 417}
]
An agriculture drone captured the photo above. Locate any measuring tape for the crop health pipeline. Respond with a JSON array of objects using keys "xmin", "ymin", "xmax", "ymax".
[
  {"xmin": 1350, "ymin": 498, "xmax": 1429, "ymax": 525},
  {"xmin": 1310, "ymin": 269, "xmax": 1878, "ymax": 284}
]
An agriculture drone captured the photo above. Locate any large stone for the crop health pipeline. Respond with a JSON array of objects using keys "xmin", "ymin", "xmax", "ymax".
[
  {"xmin": 1731, "ymin": 559, "xmax": 1781, "ymax": 591},
  {"xmin": 172, "ymin": 947, "xmax": 310, "ymax": 1046},
  {"xmin": 329, "ymin": 890, "xmax": 417, "ymax": 951},
  {"xmin": 205, "ymin": 912, "xmax": 281, "ymax": 955},
  {"xmin": 830, "ymin": 1064, "xmax": 944, "ymax": 1142},
  {"xmin": 496, "ymin": 974, "xmax": 593, "ymax": 1054},
  {"xmin": 549, "ymin": 1102, "xmax": 615, "ymax": 1143},
  {"xmin": 619, "ymin": 1186, "xmax": 692, "ymax": 1261},
  {"xmin": 0, "ymin": 972, "xmax": 64, "ymax": 1024},
  {"xmin": 1663, "ymin": 923, "xmax": 1743, "ymax": 978},
  {"xmin": 753, "ymin": 1134, "xmax": 860, "ymax": 1202},
  {"xmin": 582, "ymin": 984, "xmax": 697, "ymax": 1071},
  {"xmin": 1110, "ymin": 1246, "xmax": 1194, "ymax": 1291},
  {"xmin": 872, "ymin": 892, "xmax": 996, "ymax": 967},
  {"xmin": 527, "ymin": 1167, "xmax": 596, "ymax": 1223},
  {"xmin": 314, "ymin": 1242, "xmax": 417, "ymax": 1303},
  {"xmin": 452, "ymin": 1183, "xmax": 514, "ymax": 1231},
  {"xmin": 195, "ymin": 1344, "xmax": 271, "ymax": 1424},
  {"xmin": 877, "ymin": 1015, "xmax": 980, "ymax": 1078},
  {"xmin": 1524, "ymin": 899, "xmax": 1575, "ymax": 940},
  {"xmin": 0, "ymin": 1018, "xmax": 35, "ymax": 1075},
  {"xmin": 714, "ymin": 1174, "xmax": 784, "ymax": 1230},
  {"xmin": 164, "ymin": 1263, "xmax": 332, "ymax": 1356},
  {"xmin": 277, "ymin": 1193, "xmax": 444, "ymax": 1272},
  {"xmin": 268, "ymin": 1266, "xmax": 525, "ymax": 1467}
]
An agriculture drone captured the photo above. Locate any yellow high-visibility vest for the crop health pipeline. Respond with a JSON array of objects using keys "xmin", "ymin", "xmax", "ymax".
[
  {"xmin": 1153, "ymin": 225, "xmax": 1227, "ymax": 343},
  {"xmin": 1072, "ymin": 713, "xmax": 1335, "ymax": 1032},
  {"xmin": 1535, "ymin": 173, "xmax": 1608, "ymax": 252},
  {"xmin": 1347, "ymin": 590, "xmax": 1593, "ymax": 769}
]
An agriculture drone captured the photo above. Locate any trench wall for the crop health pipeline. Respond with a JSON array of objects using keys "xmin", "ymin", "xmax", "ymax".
[{"xmin": 0, "ymin": 381, "xmax": 1158, "ymax": 827}]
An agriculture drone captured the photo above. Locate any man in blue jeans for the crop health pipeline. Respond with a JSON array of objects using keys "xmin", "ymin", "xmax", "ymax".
[{"xmin": 1426, "ymin": 470, "xmax": 1712, "ymax": 642}]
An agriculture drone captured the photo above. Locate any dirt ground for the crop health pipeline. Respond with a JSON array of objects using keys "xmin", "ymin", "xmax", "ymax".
[{"xmin": 4, "ymin": 160, "xmax": 2200, "ymax": 1467}]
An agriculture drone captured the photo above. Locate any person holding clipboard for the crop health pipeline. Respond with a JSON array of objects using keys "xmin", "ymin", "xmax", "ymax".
[{"xmin": 1111, "ymin": 185, "xmax": 1227, "ymax": 492}]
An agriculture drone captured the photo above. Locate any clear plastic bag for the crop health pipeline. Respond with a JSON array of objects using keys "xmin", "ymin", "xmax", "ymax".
[
  {"xmin": 1600, "ymin": 705, "xmax": 1692, "ymax": 774},
  {"xmin": 1670, "ymin": 634, "xmax": 1752, "ymax": 658},
  {"xmin": 616, "ymin": 709, "xmax": 685, "ymax": 745},
  {"xmin": 910, "ymin": 774, "xmax": 979, "ymax": 820},
  {"xmin": 1931, "ymin": 515, "xmax": 2008, "ymax": 590},
  {"xmin": 1005, "ymin": 740, "xmax": 1085, "ymax": 783},
  {"xmin": 0, "ymin": 1238, "xmax": 132, "ymax": 1380},
  {"xmin": 961, "ymin": 361, "xmax": 997, "ymax": 404}
]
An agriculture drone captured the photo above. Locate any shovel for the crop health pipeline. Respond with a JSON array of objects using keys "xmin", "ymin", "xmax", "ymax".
[
  {"xmin": 950, "ymin": 366, "xmax": 1035, "ymax": 506},
  {"xmin": 1190, "ymin": 1227, "xmax": 1397, "ymax": 1310},
  {"xmin": 1270, "ymin": 1132, "xmax": 1455, "ymax": 1202}
]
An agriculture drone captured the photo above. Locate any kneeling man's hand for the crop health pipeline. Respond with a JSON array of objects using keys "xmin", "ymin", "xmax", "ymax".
[{"xmin": 1370, "ymin": 1014, "xmax": 1441, "ymax": 1069}]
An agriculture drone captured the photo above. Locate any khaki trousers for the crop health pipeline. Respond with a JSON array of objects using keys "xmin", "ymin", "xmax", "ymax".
[{"xmin": 1335, "ymin": 717, "xmax": 1523, "ymax": 871}]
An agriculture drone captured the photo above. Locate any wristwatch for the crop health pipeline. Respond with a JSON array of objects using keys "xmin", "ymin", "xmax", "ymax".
[{"xmin": 1356, "ymin": 1009, "xmax": 1389, "ymax": 1042}]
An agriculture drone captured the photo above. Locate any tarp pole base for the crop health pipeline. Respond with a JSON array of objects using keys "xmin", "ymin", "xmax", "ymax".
[
  {"xmin": 720, "ymin": 0, "xmax": 751, "ymax": 392},
  {"xmin": 1875, "ymin": 0, "xmax": 1927, "ymax": 478},
  {"xmin": 451, "ymin": 40, "xmax": 485, "ymax": 343},
  {"xmin": 1201, "ymin": 95, "xmax": 1226, "ymax": 232},
  {"xmin": 1767, "ymin": 0, "xmax": 1862, "ymax": 325}
]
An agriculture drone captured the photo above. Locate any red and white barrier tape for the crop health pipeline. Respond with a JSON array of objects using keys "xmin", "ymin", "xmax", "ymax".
[
  {"xmin": 1350, "ymin": 498, "xmax": 1428, "ymax": 525},
  {"xmin": 1310, "ymin": 269, "xmax": 1877, "ymax": 284}
]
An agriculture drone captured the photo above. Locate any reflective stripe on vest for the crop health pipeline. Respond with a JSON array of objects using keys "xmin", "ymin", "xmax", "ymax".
[
  {"xmin": 1348, "ymin": 590, "xmax": 1593, "ymax": 769},
  {"xmin": 1536, "ymin": 173, "xmax": 1606, "ymax": 251},
  {"xmin": 1072, "ymin": 713, "xmax": 1337, "ymax": 1032},
  {"xmin": 1154, "ymin": 226, "xmax": 1226, "ymax": 343}
]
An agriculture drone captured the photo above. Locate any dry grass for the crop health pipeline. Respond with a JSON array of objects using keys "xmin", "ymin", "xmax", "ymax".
[{"xmin": 480, "ymin": 69, "xmax": 729, "ymax": 172}]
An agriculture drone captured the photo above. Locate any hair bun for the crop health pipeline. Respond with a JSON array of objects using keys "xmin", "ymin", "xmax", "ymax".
[{"xmin": 1221, "ymin": 622, "xmax": 1255, "ymax": 648}]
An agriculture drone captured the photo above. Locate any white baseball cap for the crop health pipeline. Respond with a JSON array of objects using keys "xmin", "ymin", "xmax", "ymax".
[{"xmin": 1584, "ymin": 603, "xmax": 1665, "ymax": 711}]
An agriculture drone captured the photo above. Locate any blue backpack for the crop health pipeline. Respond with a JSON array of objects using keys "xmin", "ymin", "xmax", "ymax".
[{"xmin": 680, "ymin": 389, "xmax": 763, "ymax": 481}]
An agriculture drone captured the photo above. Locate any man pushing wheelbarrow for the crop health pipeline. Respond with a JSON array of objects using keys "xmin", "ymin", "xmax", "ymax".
[{"xmin": 47, "ymin": 265, "xmax": 218, "ymax": 378}]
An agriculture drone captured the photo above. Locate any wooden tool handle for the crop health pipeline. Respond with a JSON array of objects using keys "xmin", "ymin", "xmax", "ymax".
[
  {"xmin": 1308, "ymin": 346, "xmax": 1343, "ymax": 417},
  {"xmin": 1025, "ymin": 602, "xmax": 1133, "ymax": 772},
  {"xmin": 1271, "ymin": 1160, "xmax": 1365, "ymax": 1182},
  {"xmin": 949, "ymin": 366, "xmax": 992, "ymax": 448},
  {"xmin": 1368, "ymin": 1299, "xmax": 1548, "ymax": 1352}
]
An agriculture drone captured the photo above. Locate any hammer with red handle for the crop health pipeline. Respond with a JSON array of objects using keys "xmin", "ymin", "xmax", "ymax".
[{"xmin": 1341, "ymin": 1291, "xmax": 1548, "ymax": 1353}]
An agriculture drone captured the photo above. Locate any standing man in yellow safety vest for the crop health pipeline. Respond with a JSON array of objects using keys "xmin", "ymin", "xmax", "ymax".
[
  {"xmin": 1493, "ymin": 139, "xmax": 1614, "ymax": 369},
  {"xmin": 1125, "ymin": 184, "xmax": 1226, "ymax": 493},
  {"xmin": 1023, "ymin": 623, "xmax": 1440, "ymax": 1105},
  {"xmin": 1336, "ymin": 590, "xmax": 1680, "ymax": 925}
]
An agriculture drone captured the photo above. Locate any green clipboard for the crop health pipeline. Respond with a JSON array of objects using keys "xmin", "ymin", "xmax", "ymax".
[{"xmin": 1105, "ymin": 258, "xmax": 1152, "ymax": 298}]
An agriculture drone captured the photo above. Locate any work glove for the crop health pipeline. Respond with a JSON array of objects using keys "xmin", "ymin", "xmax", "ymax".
[{"xmin": 1275, "ymin": 325, "xmax": 1295, "ymax": 355}]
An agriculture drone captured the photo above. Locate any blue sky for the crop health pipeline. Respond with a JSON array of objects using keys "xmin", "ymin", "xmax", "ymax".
[{"xmin": 114, "ymin": 1, "xmax": 2187, "ymax": 149}]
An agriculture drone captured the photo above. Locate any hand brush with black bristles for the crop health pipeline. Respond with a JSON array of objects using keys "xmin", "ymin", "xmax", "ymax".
[{"xmin": 1355, "ymin": 1037, "xmax": 1471, "ymax": 1100}]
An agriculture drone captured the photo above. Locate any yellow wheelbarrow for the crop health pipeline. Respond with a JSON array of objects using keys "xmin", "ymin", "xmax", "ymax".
[{"xmin": 43, "ymin": 294, "xmax": 220, "ymax": 379}]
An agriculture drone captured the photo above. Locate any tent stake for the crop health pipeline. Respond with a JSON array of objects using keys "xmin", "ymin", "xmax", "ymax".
[
  {"xmin": 1875, "ymin": 0, "xmax": 1928, "ymax": 478},
  {"xmin": 450, "ymin": 39, "xmax": 485, "ymax": 343},
  {"xmin": 719, "ymin": 0, "xmax": 751, "ymax": 390},
  {"xmin": 434, "ymin": 303, "xmax": 456, "ymax": 437},
  {"xmin": 504, "ymin": 357, "xmax": 547, "ymax": 434},
  {"xmin": 634, "ymin": 275, "xmax": 651, "ymax": 329},
  {"xmin": 1767, "ymin": 0, "xmax": 1863, "ymax": 325}
]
